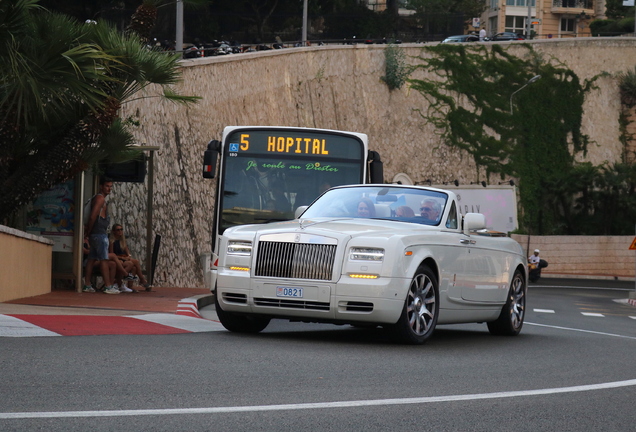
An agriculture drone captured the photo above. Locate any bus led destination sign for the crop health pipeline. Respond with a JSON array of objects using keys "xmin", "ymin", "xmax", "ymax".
[
  {"xmin": 225, "ymin": 129, "xmax": 364, "ymax": 160},
  {"xmin": 268, "ymin": 136, "xmax": 328, "ymax": 155}
]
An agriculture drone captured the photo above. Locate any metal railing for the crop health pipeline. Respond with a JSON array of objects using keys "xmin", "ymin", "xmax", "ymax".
[{"xmin": 552, "ymin": 0, "xmax": 593, "ymax": 9}]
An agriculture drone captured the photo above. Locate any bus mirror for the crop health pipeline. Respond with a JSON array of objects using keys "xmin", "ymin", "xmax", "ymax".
[
  {"xmin": 368, "ymin": 150, "xmax": 383, "ymax": 184},
  {"xmin": 203, "ymin": 139, "xmax": 221, "ymax": 179}
]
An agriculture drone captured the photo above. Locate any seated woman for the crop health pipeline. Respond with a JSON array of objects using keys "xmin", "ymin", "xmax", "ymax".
[
  {"xmin": 396, "ymin": 205, "xmax": 415, "ymax": 217},
  {"xmin": 109, "ymin": 224, "xmax": 151, "ymax": 291}
]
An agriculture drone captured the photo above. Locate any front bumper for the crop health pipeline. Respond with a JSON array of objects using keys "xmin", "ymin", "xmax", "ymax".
[{"xmin": 217, "ymin": 268, "xmax": 409, "ymax": 325}]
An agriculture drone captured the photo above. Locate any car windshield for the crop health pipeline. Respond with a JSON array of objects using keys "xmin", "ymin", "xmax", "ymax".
[{"xmin": 301, "ymin": 185, "xmax": 449, "ymax": 226}]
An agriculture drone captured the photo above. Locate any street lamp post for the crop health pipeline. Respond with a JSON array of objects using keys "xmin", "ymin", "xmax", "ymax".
[
  {"xmin": 176, "ymin": 0, "xmax": 183, "ymax": 58},
  {"xmin": 302, "ymin": 0, "xmax": 308, "ymax": 46},
  {"xmin": 510, "ymin": 74, "xmax": 541, "ymax": 115}
]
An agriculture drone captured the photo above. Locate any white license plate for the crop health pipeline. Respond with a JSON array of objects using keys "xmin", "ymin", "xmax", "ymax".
[{"xmin": 276, "ymin": 286, "xmax": 304, "ymax": 298}]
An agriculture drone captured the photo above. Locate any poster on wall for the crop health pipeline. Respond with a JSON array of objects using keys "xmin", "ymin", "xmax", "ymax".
[{"xmin": 25, "ymin": 180, "xmax": 75, "ymax": 252}]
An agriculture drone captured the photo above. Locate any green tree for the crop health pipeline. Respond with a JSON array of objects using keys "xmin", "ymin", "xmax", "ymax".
[
  {"xmin": 409, "ymin": 44, "xmax": 598, "ymax": 234},
  {"xmin": 605, "ymin": 0, "xmax": 633, "ymax": 20},
  {"xmin": 0, "ymin": 0, "xmax": 198, "ymax": 223}
]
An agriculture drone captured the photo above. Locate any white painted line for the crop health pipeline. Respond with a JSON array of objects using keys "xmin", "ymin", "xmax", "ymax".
[
  {"xmin": 630, "ymin": 316, "xmax": 636, "ymax": 320},
  {"xmin": 525, "ymin": 322, "xmax": 636, "ymax": 340},
  {"xmin": 581, "ymin": 312, "xmax": 605, "ymax": 317},
  {"xmin": 1, "ymin": 378, "xmax": 635, "ymax": 419},
  {"xmin": 127, "ymin": 313, "xmax": 225, "ymax": 333},
  {"xmin": 533, "ymin": 309, "xmax": 555, "ymax": 313},
  {"xmin": 0, "ymin": 315, "xmax": 60, "ymax": 338},
  {"xmin": 535, "ymin": 285, "xmax": 632, "ymax": 292}
]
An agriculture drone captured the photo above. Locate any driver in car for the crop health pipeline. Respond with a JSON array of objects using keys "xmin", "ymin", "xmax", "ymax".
[{"xmin": 420, "ymin": 199, "xmax": 441, "ymax": 222}]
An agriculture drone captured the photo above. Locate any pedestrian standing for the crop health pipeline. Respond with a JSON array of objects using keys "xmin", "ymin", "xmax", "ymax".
[
  {"xmin": 84, "ymin": 177, "xmax": 120, "ymax": 294},
  {"xmin": 479, "ymin": 27, "xmax": 487, "ymax": 41}
]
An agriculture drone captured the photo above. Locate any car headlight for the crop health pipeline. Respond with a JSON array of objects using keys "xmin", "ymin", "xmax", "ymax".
[
  {"xmin": 227, "ymin": 240, "xmax": 252, "ymax": 256},
  {"xmin": 349, "ymin": 247, "xmax": 384, "ymax": 261}
]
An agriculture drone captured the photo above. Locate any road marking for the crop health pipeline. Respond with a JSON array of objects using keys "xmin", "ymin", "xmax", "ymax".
[
  {"xmin": 534, "ymin": 285, "xmax": 633, "ymax": 292},
  {"xmin": 533, "ymin": 309, "xmax": 555, "ymax": 313},
  {"xmin": 0, "ymin": 315, "xmax": 60, "ymax": 337},
  {"xmin": 630, "ymin": 316, "xmax": 636, "ymax": 320},
  {"xmin": 1, "ymin": 378, "xmax": 635, "ymax": 419},
  {"xmin": 0, "ymin": 314, "xmax": 225, "ymax": 337},
  {"xmin": 128, "ymin": 314, "xmax": 224, "ymax": 332},
  {"xmin": 525, "ymin": 322, "xmax": 636, "ymax": 340},
  {"xmin": 581, "ymin": 312, "xmax": 605, "ymax": 317}
]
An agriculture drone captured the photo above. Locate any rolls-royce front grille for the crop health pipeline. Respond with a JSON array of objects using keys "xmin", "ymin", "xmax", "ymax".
[
  {"xmin": 254, "ymin": 297, "xmax": 330, "ymax": 311},
  {"xmin": 255, "ymin": 241, "xmax": 336, "ymax": 280}
]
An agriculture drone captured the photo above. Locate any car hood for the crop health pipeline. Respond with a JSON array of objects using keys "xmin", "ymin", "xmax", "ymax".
[{"xmin": 225, "ymin": 217, "xmax": 439, "ymax": 240}]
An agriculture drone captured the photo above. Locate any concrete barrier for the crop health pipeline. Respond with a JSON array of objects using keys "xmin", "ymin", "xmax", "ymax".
[
  {"xmin": 512, "ymin": 234, "xmax": 636, "ymax": 280},
  {"xmin": 0, "ymin": 225, "xmax": 53, "ymax": 302}
]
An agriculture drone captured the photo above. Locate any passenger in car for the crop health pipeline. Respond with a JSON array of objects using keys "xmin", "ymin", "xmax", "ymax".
[
  {"xmin": 356, "ymin": 197, "xmax": 376, "ymax": 218},
  {"xmin": 396, "ymin": 205, "xmax": 415, "ymax": 217}
]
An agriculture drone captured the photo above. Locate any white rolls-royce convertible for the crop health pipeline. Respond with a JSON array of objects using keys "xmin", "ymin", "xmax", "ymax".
[{"xmin": 215, "ymin": 184, "xmax": 527, "ymax": 344}]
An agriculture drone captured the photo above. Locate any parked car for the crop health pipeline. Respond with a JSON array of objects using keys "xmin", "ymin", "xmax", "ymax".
[
  {"xmin": 441, "ymin": 35, "xmax": 480, "ymax": 43},
  {"xmin": 486, "ymin": 32, "xmax": 526, "ymax": 41},
  {"xmin": 215, "ymin": 184, "xmax": 528, "ymax": 345}
]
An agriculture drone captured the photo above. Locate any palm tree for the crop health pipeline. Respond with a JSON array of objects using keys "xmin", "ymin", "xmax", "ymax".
[
  {"xmin": 127, "ymin": 0, "xmax": 209, "ymax": 44},
  {"xmin": 0, "ymin": 0, "xmax": 198, "ymax": 223}
]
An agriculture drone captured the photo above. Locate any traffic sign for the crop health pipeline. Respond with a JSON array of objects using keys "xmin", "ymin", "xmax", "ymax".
[{"xmin": 630, "ymin": 237, "xmax": 636, "ymax": 250}]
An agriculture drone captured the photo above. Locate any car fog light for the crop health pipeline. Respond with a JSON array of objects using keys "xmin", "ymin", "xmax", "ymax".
[{"xmin": 229, "ymin": 266, "xmax": 250, "ymax": 272}]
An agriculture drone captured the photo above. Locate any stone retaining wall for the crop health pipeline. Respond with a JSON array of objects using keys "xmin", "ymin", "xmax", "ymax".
[{"xmin": 111, "ymin": 38, "xmax": 636, "ymax": 287}]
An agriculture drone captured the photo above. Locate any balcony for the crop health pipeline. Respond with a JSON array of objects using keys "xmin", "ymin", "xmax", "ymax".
[{"xmin": 552, "ymin": 0, "xmax": 594, "ymax": 15}]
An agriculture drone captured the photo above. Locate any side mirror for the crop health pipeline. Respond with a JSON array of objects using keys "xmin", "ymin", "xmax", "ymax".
[
  {"xmin": 203, "ymin": 139, "xmax": 221, "ymax": 179},
  {"xmin": 295, "ymin": 206, "xmax": 308, "ymax": 219},
  {"xmin": 463, "ymin": 213, "xmax": 486, "ymax": 235},
  {"xmin": 367, "ymin": 150, "xmax": 383, "ymax": 184}
]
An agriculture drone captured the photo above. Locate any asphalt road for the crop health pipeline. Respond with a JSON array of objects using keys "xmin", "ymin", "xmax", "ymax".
[{"xmin": 1, "ymin": 277, "xmax": 635, "ymax": 431}]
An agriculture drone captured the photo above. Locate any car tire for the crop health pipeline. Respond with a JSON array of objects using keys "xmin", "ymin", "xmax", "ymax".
[
  {"xmin": 215, "ymin": 291, "xmax": 271, "ymax": 333},
  {"xmin": 487, "ymin": 269, "xmax": 526, "ymax": 336},
  {"xmin": 389, "ymin": 265, "xmax": 439, "ymax": 345}
]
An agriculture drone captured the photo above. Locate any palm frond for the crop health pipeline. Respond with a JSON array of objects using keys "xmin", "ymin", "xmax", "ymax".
[{"xmin": 162, "ymin": 87, "xmax": 202, "ymax": 104}]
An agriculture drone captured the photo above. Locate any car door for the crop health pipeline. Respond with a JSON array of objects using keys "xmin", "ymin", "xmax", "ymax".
[{"xmin": 460, "ymin": 234, "xmax": 509, "ymax": 303}]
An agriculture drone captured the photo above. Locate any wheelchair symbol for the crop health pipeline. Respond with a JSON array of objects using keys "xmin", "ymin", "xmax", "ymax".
[{"xmin": 229, "ymin": 143, "xmax": 239, "ymax": 152}]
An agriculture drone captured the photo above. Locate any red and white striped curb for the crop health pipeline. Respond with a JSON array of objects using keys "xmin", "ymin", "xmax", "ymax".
[
  {"xmin": 176, "ymin": 294, "xmax": 215, "ymax": 318},
  {"xmin": 628, "ymin": 299, "xmax": 636, "ymax": 307},
  {"xmin": 176, "ymin": 298, "xmax": 201, "ymax": 318}
]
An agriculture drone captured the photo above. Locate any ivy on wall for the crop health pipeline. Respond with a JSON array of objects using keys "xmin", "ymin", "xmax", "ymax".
[{"xmin": 407, "ymin": 43, "xmax": 613, "ymax": 234}]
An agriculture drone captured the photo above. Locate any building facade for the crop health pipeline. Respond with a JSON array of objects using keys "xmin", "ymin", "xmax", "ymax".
[{"xmin": 482, "ymin": 0, "xmax": 606, "ymax": 38}]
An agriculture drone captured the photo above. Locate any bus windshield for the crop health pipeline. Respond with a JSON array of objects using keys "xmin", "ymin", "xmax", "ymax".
[{"xmin": 219, "ymin": 128, "xmax": 367, "ymax": 234}]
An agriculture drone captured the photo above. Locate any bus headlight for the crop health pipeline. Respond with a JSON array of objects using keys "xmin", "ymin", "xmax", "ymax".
[
  {"xmin": 349, "ymin": 247, "xmax": 384, "ymax": 261},
  {"xmin": 227, "ymin": 240, "xmax": 253, "ymax": 256}
]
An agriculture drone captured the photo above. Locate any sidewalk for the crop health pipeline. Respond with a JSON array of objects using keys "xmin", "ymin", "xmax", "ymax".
[{"xmin": 0, "ymin": 287, "xmax": 214, "ymax": 316}]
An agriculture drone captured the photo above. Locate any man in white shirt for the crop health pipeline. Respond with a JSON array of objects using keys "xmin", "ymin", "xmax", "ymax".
[
  {"xmin": 528, "ymin": 249, "xmax": 540, "ymax": 267},
  {"xmin": 479, "ymin": 27, "xmax": 487, "ymax": 41}
]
